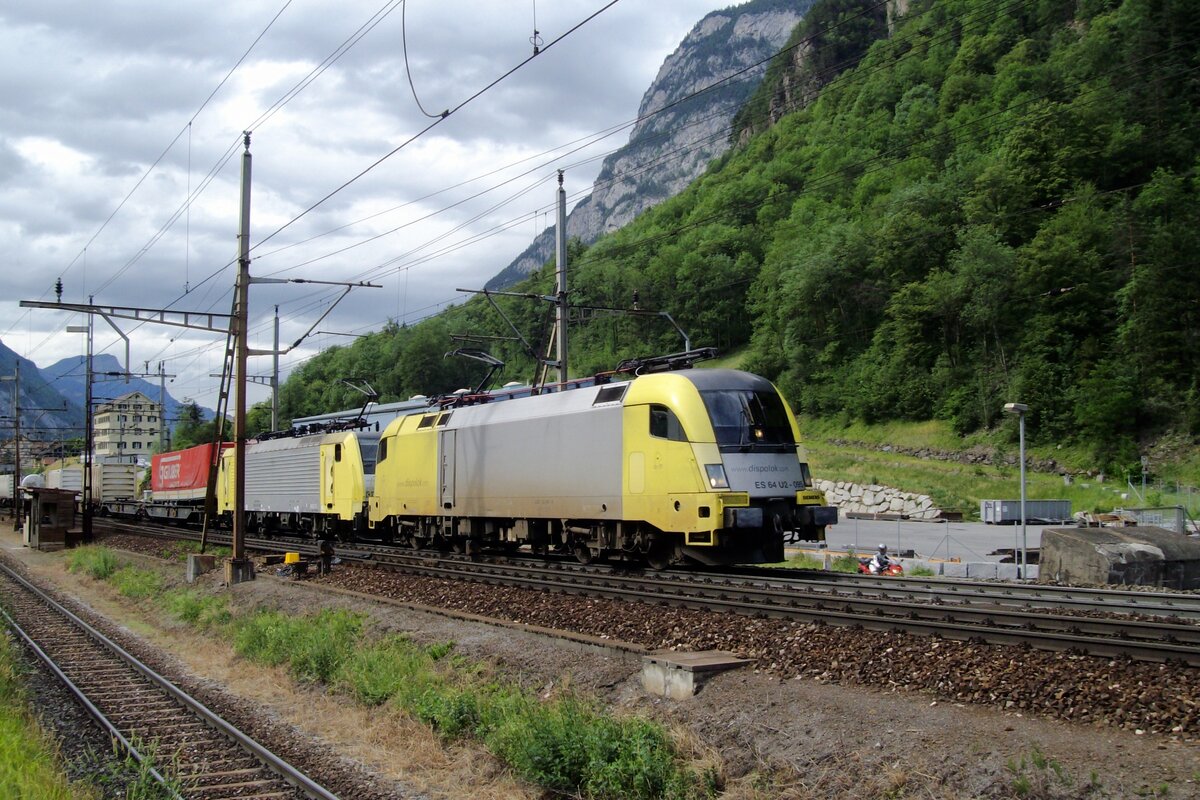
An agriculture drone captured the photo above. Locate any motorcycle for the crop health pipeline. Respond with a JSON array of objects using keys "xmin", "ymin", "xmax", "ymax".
[{"xmin": 858, "ymin": 558, "xmax": 903, "ymax": 576}]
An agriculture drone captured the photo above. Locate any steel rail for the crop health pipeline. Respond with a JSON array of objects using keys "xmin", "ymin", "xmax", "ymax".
[
  {"xmin": 0, "ymin": 560, "xmax": 340, "ymax": 800},
  {"xmin": 348, "ymin": 553, "xmax": 1200, "ymax": 665},
  {"xmin": 111, "ymin": 518, "xmax": 1200, "ymax": 619},
  {"xmin": 97, "ymin": 520, "xmax": 1200, "ymax": 665},
  {"xmin": 0, "ymin": 606, "xmax": 184, "ymax": 800},
  {"xmin": 708, "ymin": 565, "xmax": 1200, "ymax": 619}
]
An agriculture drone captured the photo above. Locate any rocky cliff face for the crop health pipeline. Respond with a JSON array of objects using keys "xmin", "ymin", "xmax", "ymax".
[
  {"xmin": 732, "ymin": 0, "xmax": 893, "ymax": 144},
  {"xmin": 486, "ymin": 0, "xmax": 808, "ymax": 290}
]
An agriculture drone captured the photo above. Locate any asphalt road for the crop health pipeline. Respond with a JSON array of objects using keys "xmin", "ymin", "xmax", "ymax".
[{"xmin": 820, "ymin": 516, "xmax": 1052, "ymax": 563}]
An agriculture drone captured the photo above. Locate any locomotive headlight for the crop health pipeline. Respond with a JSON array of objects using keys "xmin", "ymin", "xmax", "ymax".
[{"xmin": 704, "ymin": 464, "xmax": 729, "ymax": 489}]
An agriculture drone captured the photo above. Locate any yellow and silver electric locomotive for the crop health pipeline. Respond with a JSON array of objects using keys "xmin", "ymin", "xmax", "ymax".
[
  {"xmin": 217, "ymin": 428, "xmax": 380, "ymax": 538},
  {"xmin": 368, "ymin": 368, "xmax": 835, "ymax": 567}
]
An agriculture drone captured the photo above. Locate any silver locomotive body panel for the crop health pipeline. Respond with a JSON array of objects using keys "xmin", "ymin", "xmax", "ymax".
[
  {"xmin": 443, "ymin": 386, "xmax": 624, "ymax": 521},
  {"xmin": 243, "ymin": 435, "xmax": 322, "ymax": 514}
]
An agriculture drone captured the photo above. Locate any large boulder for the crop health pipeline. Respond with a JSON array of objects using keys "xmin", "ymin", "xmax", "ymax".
[{"xmin": 1039, "ymin": 526, "xmax": 1200, "ymax": 589}]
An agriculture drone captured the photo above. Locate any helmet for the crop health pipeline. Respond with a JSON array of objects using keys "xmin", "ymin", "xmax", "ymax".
[{"xmin": 877, "ymin": 544, "xmax": 887, "ymax": 552}]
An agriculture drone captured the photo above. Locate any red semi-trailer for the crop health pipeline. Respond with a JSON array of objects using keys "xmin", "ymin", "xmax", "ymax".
[{"xmin": 151, "ymin": 443, "xmax": 230, "ymax": 501}]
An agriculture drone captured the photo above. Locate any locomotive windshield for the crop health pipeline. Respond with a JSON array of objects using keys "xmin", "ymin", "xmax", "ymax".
[{"xmin": 700, "ymin": 389, "xmax": 796, "ymax": 450}]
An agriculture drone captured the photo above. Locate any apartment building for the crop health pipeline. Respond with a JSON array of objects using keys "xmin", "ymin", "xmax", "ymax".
[{"xmin": 93, "ymin": 391, "xmax": 163, "ymax": 457}]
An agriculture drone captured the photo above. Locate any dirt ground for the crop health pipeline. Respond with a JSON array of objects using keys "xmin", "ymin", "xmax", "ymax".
[{"xmin": 2, "ymin": 529, "xmax": 1197, "ymax": 799}]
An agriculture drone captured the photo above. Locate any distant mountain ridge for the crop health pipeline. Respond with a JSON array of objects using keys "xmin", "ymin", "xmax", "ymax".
[
  {"xmin": 40, "ymin": 353, "xmax": 210, "ymax": 429},
  {"xmin": 0, "ymin": 339, "xmax": 81, "ymax": 442},
  {"xmin": 485, "ymin": 0, "xmax": 810, "ymax": 290},
  {"xmin": 0, "ymin": 338, "xmax": 211, "ymax": 448}
]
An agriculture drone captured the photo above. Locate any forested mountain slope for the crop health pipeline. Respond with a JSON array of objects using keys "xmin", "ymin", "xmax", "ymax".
[{"xmin": 281, "ymin": 0, "xmax": 1200, "ymax": 474}]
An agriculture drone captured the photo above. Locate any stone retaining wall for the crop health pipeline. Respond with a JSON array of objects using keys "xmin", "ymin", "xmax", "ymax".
[{"xmin": 815, "ymin": 478, "xmax": 943, "ymax": 520}]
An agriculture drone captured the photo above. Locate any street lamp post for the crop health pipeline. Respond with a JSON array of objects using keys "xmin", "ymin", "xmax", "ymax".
[{"xmin": 1003, "ymin": 402, "xmax": 1029, "ymax": 578}]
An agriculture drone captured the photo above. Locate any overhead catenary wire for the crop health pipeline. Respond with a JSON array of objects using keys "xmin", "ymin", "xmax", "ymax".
[
  {"xmin": 252, "ymin": 0, "xmax": 1015, "ymax": 289},
  {"xmin": 2, "ymin": 0, "xmax": 298, "ymax": 342},
  {"xmin": 46, "ymin": 0, "xmax": 911, "ymax": 364},
  {"xmin": 90, "ymin": 0, "xmax": 414, "ymax": 301},
  {"xmin": 402, "ymin": 0, "xmax": 448, "ymax": 119},
  {"xmin": 25, "ymin": 0, "xmax": 430, "ymax": 382},
  {"xmin": 302, "ymin": 3, "xmax": 1194, "ymax": 343},
  {"xmin": 175, "ymin": 0, "xmax": 1049, "ymax": 359},
  {"xmin": 278, "ymin": 0, "xmax": 1046, "ymax": 293},
  {"xmin": 58, "ymin": 0, "xmax": 1041, "ymax": 383},
  {"xmin": 37, "ymin": 0, "xmax": 1142, "ymax": 407},
  {"xmin": 251, "ymin": 0, "xmax": 627, "ymax": 252}
]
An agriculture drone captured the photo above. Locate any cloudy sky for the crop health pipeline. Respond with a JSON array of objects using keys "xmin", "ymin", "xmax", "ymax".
[{"xmin": 0, "ymin": 0, "xmax": 738, "ymax": 410}]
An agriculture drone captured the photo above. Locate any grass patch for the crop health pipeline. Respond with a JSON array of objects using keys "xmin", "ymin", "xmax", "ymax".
[
  {"xmin": 233, "ymin": 608, "xmax": 362, "ymax": 684},
  {"xmin": 1006, "ymin": 747, "xmax": 1074, "ymax": 797},
  {"xmin": 803, "ymin": 436, "xmax": 1149, "ymax": 518},
  {"xmin": 334, "ymin": 635, "xmax": 709, "ymax": 798},
  {"xmin": 164, "ymin": 590, "xmax": 231, "ymax": 630},
  {"xmin": 829, "ymin": 553, "xmax": 861, "ymax": 573},
  {"xmin": 908, "ymin": 565, "xmax": 936, "ymax": 577},
  {"xmin": 799, "ymin": 416, "xmax": 1200, "ymax": 518},
  {"xmin": 0, "ymin": 632, "xmax": 94, "ymax": 799},
  {"xmin": 110, "ymin": 567, "xmax": 164, "ymax": 600},
  {"xmin": 116, "ymin": 736, "xmax": 183, "ymax": 800},
  {"xmin": 65, "ymin": 546, "xmax": 123, "ymax": 581},
  {"xmin": 484, "ymin": 694, "xmax": 703, "ymax": 799}
]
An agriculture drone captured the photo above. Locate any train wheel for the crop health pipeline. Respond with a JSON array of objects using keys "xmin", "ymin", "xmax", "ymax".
[
  {"xmin": 646, "ymin": 539, "xmax": 673, "ymax": 571},
  {"xmin": 411, "ymin": 536, "xmax": 428, "ymax": 550},
  {"xmin": 574, "ymin": 543, "xmax": 593, "ymax": 565}
]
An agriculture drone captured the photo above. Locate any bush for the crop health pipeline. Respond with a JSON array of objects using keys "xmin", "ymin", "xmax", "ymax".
[{"xmin": 483, "ymin": 695, "xmax": 699, "ymax": 799}]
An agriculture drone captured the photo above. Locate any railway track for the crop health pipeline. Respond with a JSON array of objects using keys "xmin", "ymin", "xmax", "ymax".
[
  {"xmin": 713, "ymin": 565, "xmax": 1200, "ymax": 620},
  {"xmin": 98, "ymin": 520, "xmax": 1200, "ymax": 667},
  {"xmin": 0, "ymin": 560, "xmax": 339, "ymax": 800}
]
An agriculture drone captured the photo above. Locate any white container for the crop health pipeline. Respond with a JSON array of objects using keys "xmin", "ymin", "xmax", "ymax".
[{"xmin": 981, "ymin": 499, "xmax": 1072, "ymax": 524}]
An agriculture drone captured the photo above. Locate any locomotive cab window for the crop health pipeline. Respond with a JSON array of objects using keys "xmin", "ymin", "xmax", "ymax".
[
  {"xmin": 378, "ymin": 438, "xmax": 389, "ymax": 462},
  {"xmin": 436, "ymin": 412, "xmax": 452, "ymax": 427},
  {"xmin": 334, "ymin": 444, "xmax": 342, "ymax": 462},
  {"xmin": 649, "ymin": 405, "xmax": 687, "ymax": 442},
  {"xmin": 417, "ymin": 415, "xmax": 436, "ymax": 429}
]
